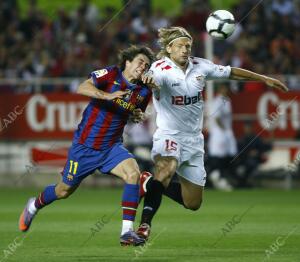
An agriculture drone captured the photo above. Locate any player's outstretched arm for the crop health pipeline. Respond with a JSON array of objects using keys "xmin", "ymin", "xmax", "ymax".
[
  {"xmin": 77, "ymin": 78, "xmax": 129, "ymax": 100},
  {"xmin": 230, "ymin": 67, "xmax": 288, "ymax": 92}
]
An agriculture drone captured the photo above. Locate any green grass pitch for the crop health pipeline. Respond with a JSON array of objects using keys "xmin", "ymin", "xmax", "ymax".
[{"xmin": 0, "ymin": 188, "xmax": 299, "ymax": 261}]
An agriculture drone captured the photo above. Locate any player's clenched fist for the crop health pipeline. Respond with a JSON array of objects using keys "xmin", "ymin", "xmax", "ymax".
[
  {"xmin": 130, "ymin": 108, "xmax": 145, "ymax": 123},
  {"xmin": 141, "ymin": 74, "xmax": 160, "ymax": 90}
]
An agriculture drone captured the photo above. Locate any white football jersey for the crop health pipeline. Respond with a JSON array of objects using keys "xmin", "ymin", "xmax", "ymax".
[{"xmin": 150, "ymin": 56, "xmax": 231, "ymax": 135}]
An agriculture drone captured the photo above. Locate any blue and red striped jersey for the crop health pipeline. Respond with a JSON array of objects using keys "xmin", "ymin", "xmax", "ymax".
[{"xmin": 73, "ymin": 66, "xmax": 152, "ymax": 150}]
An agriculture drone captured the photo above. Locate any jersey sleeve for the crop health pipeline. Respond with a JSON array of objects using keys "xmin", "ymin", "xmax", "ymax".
[
  {"xmin": 89, "ymin": 67, "xmax": 113, "ymax": 90},
  {"xmin": 204, "ymin": 60, "xmax": 231, "ymax": 80},
  {"xmin": 139, "ymin": 89, "xmax": 152, "ymax": 112},
  {"xmin": 149, "ymin": 62, "xmax": 165, "ymax": 87}
]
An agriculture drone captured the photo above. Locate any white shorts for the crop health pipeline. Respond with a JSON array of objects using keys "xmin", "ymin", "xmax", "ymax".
[{"xmin": 151, "ymin": 129, "xmax": 206, "ymax": 186}]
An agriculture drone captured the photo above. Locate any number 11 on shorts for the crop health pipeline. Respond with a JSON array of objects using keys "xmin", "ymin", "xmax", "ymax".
[{"xmin": 69, "ymin": 160, "xmax": 78, "ymax": 175}]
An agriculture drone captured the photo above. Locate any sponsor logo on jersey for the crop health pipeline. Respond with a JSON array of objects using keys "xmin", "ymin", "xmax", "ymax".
[
  {"xmin": 114, "ymin": 98, "xmax": 136, "ymax": 111},
  {"xmin": 113, "ymin": 89, "xmax": 144, "ymax": 111},
  {"xmin": 171, "ymin": 91, "xmax": 203, "ymax": 105},
  {"xmin": 196, "ymin": 75, "xmax": 204, "ymax": 81},
  {"xmin": 172, "ymin": 83, "xmax": 180, "ymax": 87}
]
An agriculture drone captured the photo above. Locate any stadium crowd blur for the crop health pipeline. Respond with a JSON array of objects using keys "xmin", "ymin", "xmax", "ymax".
[
  {"xmin": 1, "ymin": 0, "xmax": 300, "ymax": 93},
  {"xmin": 1, "ymin": 0, "xmax": 299, "ymax": 187}
]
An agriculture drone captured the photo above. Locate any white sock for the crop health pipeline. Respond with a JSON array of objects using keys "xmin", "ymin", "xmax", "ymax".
[
  {"xmin": 121, "ymin": 220, "xmax": 133, "ymax": 235},
  {"xmin": 28, "ymin": 200, "xmax": 37, "ymax": 215}
]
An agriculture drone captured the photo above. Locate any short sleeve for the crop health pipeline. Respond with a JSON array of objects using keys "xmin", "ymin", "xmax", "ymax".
[
  {"xmin": 148, "ymin": 62, "xmax": 165, "ymax": 87},
  {"xmin": 89, "ymin": 67, "xmax": 111, "ymax": 90},
  {"xmin": 205, "ymin": 61, "xmax": 231, "ymax": 80}
]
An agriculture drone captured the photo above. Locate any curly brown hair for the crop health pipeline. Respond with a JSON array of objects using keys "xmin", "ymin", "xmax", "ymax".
[{"xmin": 118, "ymin": 45, "xmax": 155, "ymax": 71}]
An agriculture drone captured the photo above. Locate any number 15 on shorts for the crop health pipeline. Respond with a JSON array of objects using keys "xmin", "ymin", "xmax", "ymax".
[{"xmin": 165, "ymin": 139, "xmax": 178, "ymax": 152}]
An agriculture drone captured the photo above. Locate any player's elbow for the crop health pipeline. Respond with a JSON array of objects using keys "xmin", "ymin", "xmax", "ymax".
[
  {"xmin": 77, "ymin": 78, "xmax": 93, "ymax": 95},
  {"xmin": 77, "ymin": 83, "xmax": 85, "ymax": 95}
]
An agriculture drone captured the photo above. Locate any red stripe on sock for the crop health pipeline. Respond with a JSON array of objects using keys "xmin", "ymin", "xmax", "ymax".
[
  {"xmin": 35, "ymin": 193, "xmax": 45, "ymax": 209},
  {"xmin": 122, "ymin": 201, "xmax": 138, "ymax": 208},
  {"xmin": 123, "ymin": 209, "xmax": 137, "ymax": 216}
]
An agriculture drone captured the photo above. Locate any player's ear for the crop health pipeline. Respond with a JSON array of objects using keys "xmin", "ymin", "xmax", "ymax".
[
  {"xmin": 166, "ymin": 45, "xmax": 172, "ymax": 54},
  {"xmin": 125, "ymin": 60, "xmax": 131, "ymax": 69}
]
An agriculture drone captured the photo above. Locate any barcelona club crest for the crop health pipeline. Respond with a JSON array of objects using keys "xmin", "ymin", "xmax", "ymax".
[
  {"xmin": 124, "ymin": 89, "xmax": 133, "ymax": 100},
  {"xmin": 136, "ymin": 95, "xmax": 144, "ymax": 104}
]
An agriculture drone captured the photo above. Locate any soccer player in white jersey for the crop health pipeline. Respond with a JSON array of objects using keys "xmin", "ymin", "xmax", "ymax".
[
  {"xmin": 136, "ymin": 26, "xmax": 288, "ymax": 240},
  {"xmin": 208, "ymin": 83, "xmax": 237, "ymax": 191}
]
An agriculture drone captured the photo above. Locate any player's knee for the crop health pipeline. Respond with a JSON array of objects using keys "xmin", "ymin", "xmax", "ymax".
[
  {"xmin": 123, "ymin": 170, "xmax": 140, "ymax": 184},
  {"xmin": 184, "ymin": 199, "xmax": 203, "ymax": 211},
  {"xmin": 155, "ymin": 158, "xmax": 177, "ymax": 182}
]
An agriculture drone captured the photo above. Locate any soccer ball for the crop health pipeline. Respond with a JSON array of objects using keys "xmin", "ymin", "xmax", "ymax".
[{"xmin": 206, "ymin": 10, "xmax": 235, "ymax": 40}]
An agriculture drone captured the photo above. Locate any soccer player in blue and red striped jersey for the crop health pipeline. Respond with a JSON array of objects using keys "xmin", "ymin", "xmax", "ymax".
[{"xmin": 18, "ymin": 45, "xmax": 157, "ymax": 246}]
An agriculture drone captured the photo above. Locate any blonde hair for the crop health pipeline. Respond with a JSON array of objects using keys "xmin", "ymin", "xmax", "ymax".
[{"xmin": 157, "ymin": 26, "xmax": 193, "ymax": 59}]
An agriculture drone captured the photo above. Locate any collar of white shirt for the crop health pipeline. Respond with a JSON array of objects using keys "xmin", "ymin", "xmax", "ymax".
[{"xmin": 164, "ymin": 56, "xmax": 194, "ymax": 75}]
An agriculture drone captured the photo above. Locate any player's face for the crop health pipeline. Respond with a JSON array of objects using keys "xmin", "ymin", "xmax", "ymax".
[
  {"xmin": 168, "ymin": 38, "xmax": 192, "ymax": 67},
  {"xmin": 125, "ymin": 54, "xmax": 150, "ymax": 81}
]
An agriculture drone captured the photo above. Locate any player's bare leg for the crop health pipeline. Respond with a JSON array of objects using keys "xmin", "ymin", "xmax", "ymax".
[
  {"xmin": 137, "ymin": 156, "xmax": 177, "ymax": 240},
  {"xmin": 178, "ymin": 176, "xmax": 203, "ymax": 210},
  {"xmin": 137, "ymin": 155, "xmax": 205, "ymax": 240},
  {"xmin": 110, "ymin": 158, "xmax": 146, "ymax": 246},
  {"xmin": 19, "ymin": 182, "xmax": 79, "ymax": 232}
]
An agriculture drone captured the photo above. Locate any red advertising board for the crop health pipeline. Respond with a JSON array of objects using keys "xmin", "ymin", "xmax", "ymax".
[
  {"xmin": 0, "ymin": 94, "xmax": 89, "ymax": 140},
  {"xmin": 0, "ymin": 91, "xmax": 299, "ymax": 140},
  {"xmin": 231, "ymin": 90, "xmax": 300, "ymax": 139}
]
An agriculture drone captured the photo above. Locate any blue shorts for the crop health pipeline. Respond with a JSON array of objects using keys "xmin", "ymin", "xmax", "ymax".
[{"xmin": 61, "ymin": 143, "xmax": 134, "ymax": 186}]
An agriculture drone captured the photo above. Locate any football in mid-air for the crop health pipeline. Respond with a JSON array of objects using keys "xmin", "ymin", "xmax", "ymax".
[{"xmin": 206, "ymin": 10, "xmax": 235, "ymax": 40}]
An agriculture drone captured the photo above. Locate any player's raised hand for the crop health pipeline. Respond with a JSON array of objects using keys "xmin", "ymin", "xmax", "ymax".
[
  {"xmin": 141, "ymin": 73, "xmax": 160, "ymax": 90},
  {"xmin": 130, "ymin": 108, "xmax": 145, "ymax": 123},
  {"xmin": 264, "ymin": 77, "xmax": 288, "ymax": 92}
]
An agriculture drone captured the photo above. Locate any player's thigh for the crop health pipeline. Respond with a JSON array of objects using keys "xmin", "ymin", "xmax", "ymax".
[
  {"xmin": 179, "ymin": 176, "xmax": 204, "ymax": 210},
  {"xmin": 153, "ymin": 155, "xmax": 178, "ymax": 186},
  {"xmin": 177, "ymin": 154, "xmax": 206, "ymax": 210},
  {"xmin": 151, "ymin": 132, "xmax": 180, "ymax": 185},
  {"xmin": 110, "ymin": 158, "xmax": 140, "ymax": 184}
]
